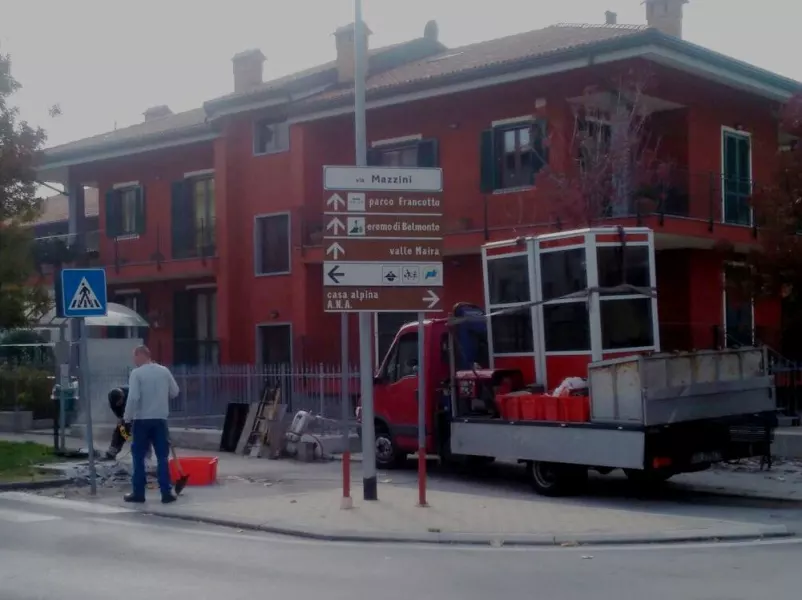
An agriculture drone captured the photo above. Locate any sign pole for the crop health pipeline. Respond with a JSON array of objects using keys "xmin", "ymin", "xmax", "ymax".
[
  {"xmin": 340, "ymin": 312, "xmax": 353, "ymax": 509},
  {"xmin": 353, "ymin": 0, "xmax": 377, "ymax": 501},
  {"xmin": 77, "ymin": 317, "xmax": 97, "ymax": 495},
  {"xmin": 417, "ymin": 312, "xmax": 427, "ymax": 507},
  {"xmin": 58, "ymin": 267, "xmax": 107, "ymax": 495}
]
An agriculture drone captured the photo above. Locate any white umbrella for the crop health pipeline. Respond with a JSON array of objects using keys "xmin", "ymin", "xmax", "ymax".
[{"xmin": 38, "ymin": 302, "xmax": 149, "ymax": 328}]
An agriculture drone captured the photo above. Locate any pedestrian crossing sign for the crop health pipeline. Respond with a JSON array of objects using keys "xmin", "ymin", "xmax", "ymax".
[{"xmin": 60, "ymin": 268, "xmax": 108, "ymax": 317}]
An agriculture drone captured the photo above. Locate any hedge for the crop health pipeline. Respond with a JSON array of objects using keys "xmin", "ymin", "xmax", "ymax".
[{"xmin": 0, "ymin": 366, "xmax": 55, "ymax": 420}]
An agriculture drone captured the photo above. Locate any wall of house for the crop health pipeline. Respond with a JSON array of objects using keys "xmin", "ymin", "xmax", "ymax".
[{"xmin": 59, "ymin": 58, "xmax": 785, "ymax": 366}]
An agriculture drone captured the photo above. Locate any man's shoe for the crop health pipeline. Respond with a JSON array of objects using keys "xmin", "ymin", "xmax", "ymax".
[
  {"xmin": 123, "ymin": 493, "xmax": 145, "ymax": 503},
  {"xmin": 161, "ymin": 494, "xmax": 177, "ymax": 505}
]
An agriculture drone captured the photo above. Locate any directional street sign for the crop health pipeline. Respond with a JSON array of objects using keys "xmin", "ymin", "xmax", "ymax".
[
  {"xmin": 325, "ymin": 239, "xmax": 441, "ymax": 262},
  {"xmin": 322, "ymin": 166, "xmax": 444, "ymax": 313},
  {"xmin": 325, "ymin": 287, "xmax": 442, "ymax": 312},
  {"xmin": 60, "ymin": 268, "xmax": 108, "ymax": 318},
  {"xmin": 324, "ymin": 166, "xmax": 443, "ymax": 192},
  {"xmin": 324, "ymin": 262, "xmax": 443, "ymax": 287},
  {"xmin": 325, "ymin": 214, "xmax": 441, "ymax": 239}
]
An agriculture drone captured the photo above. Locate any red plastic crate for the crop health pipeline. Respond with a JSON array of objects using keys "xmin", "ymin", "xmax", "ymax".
[{"xmin": 169, "ymin": 456, "xmax": 218, "ymax": 486}]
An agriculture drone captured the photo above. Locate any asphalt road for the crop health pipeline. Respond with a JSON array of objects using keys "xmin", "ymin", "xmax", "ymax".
[{"xmin": 0, "ymin": 492, "xmax": 799, "ymax": 600}]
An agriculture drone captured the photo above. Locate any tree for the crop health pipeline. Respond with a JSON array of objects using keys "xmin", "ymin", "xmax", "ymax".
[
  {"xmin": 0, "ymin": 47, "xmax": 51, "ymax": 330},
  {"xmin": 533, "ymin": 69, "xmax": 672, "ymax": 228}
]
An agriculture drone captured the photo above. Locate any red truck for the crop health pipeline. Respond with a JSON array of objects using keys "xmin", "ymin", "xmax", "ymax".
[{"xmin": 359, "ymin": 226, "xmax": 777, "ymax": 496}]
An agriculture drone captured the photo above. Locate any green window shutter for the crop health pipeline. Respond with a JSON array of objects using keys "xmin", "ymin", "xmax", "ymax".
[
  {"xmin": 479, "ymin": 129, "xmax": 496, "ymax": 193},
  {"xmin": 416, "ymin": 138, "xmax": 439, "ymax": 167},
  {"xmin": 135, "ymin": 186, "xmax": 146, "ymax": 235},
  {"xmin": 532, "ymin": 119, "xmax": 549, "ymax": 184},
  {"xmin": 105, "ymin": 190, "xmax": 120, "ymax": 238}
]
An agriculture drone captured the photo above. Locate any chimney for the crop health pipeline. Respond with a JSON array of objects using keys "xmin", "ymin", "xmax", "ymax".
[
  {"xmin": 143, "ymin": 105, "xmax": 172, "ymax": 121},
  {"xmin": 605, "ymin": 11, "xmax": 617, "ymax": 25},
  {"xmin": 424, "ymin": 20, "xmax": 439, "ymax": 42},
  {"xmin": 645, "ymin": 0, "xmax": 689, "ymax": 38},
  {"xmin": 232, "ymin": 49, "xmax": 265, "ymax": 93},
  {"xmin": 334, "ymin": 21, "xmax": 371, "ymax": 84}
]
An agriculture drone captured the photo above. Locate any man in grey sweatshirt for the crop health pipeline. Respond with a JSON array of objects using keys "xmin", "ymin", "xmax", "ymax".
[{"xmin": 123, "ymin": 345, "xmax": 180, "ymax": 504}]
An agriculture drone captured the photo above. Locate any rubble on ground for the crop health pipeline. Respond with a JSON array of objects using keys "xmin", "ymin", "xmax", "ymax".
[{"xmin": 711, "ymin": 456, "xmax": 802, "ymax": 481}]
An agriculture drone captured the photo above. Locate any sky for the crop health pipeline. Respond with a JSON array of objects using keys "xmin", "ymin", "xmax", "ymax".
[{"xmin": 2, "ymin": 0, "xmax": 800, "ymax": 153}]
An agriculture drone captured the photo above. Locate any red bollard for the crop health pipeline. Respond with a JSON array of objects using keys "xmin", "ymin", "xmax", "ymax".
[
  {"xmin": 418, "ymin": 448, "xmax": 427, "ymax": 507},
  {"xmin": 341, "ymin": 449, "xmax": 353, "ymax": 509}
]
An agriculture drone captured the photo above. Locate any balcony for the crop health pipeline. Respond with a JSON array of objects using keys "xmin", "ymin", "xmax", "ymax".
[
  {"xmin": 171, "ymin": 218, "xmax": 216, "ymax": 260},
  {"xmin": 32, "ymin": 230, "xmax": 101, "ymax": 272},
  {"xmin": 98, "ymin": 220, "xmax": 218, "ymax": 282},
  {"xmin": 300, "ymin": 169, "xmax": 766, "ymax": 254}
]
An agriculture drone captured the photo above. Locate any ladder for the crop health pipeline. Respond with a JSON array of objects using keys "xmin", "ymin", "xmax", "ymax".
[{"xmin": 239, "ymin": 385, "xmax": 282, "ymax": 458}]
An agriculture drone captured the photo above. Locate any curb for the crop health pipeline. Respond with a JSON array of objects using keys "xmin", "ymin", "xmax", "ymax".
[
  {"xmin": 139, "ymin": 509, "xmax": 793, "ymax": 546},
  {"xmin": 0, "ymin": 477, "xmax": 70, "ymax": 492}
]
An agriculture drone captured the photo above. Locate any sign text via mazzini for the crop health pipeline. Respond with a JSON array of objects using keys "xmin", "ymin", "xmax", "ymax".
[{"xmin": 322, "ymin": 166, "xmax": 444, "ymax": 313}]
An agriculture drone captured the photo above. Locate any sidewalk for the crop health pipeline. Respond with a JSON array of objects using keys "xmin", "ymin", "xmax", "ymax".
[{"xmin": 2, "ymin": 431, "xmax": 796, "ymax": 546}]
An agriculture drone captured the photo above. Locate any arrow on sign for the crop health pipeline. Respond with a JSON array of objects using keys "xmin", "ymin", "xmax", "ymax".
[
  {"xmin": 326, "ymin": 217, "xmax": 345, "ymax": 235},
  {"xmin": 423, "ymin": 289, "xmax": 440, "ymax": 309},
  {"xmin": 327, "ymin": 265, "xmax": 344, "ymax": 284},
  {"xmin": 326, "ymin": 193, "xmax": 345, "ymax": 209},
  {"xmin": 326, "ymin": 242, "xmax": 345, "ymax": 260}
]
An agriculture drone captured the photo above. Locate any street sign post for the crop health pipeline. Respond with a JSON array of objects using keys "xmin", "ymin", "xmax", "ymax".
[
  {"xmin": 323, "ymin": 165, "xmax": 443, "ymax": 506},
  {"xmin": 59, "ymin": 268, "xmax": 108, "ymax": 496}
]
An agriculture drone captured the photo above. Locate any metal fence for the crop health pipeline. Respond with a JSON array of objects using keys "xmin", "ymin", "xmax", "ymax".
[{"xmin": 84, "ymin": 363, "xmax": 362, "ymax": 430}]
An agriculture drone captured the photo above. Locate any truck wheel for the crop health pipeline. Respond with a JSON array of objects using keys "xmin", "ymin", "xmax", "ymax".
[
  {"xmin": 624, "ymin": 469, "xmax": 674, "ymax": 486},
  {"xmin": 375, "ymin": 425, "xmax": 405, "ymax": 469},
  {"xmin": 527, "ymin": 461, "xmax": 587, "ymax": 497}
]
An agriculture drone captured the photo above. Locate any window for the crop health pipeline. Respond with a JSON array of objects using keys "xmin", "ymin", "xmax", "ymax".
[
  {"xmin": 597, "ymin": 244, "xmax": 655, "ymax": 350},
  {"xmin": 543, "ymin": 303, "xmax": 590, "ymax": 352},
  {"xmin": 722, "ymin": 130, "xmax": 752, "ymax": 226},
  {"xmin": 195, "ymin": 290, "xmax": 219, "ymax": 365},
  {"xmin": 491, "ymin": 313, "xmax": 534, "ymax": 354},
  {"xmin": 376, "ymin": 312, "xmax": 416, "ymax": 365},
  {"xmin": 171, "ymin": 176, "xmax": 216, "ymax": 259},
  {"xmin": 253, "ymin": 119, "xmax": 289, "ymax": 155},
  {"xmin": 487, "ymin": 255, "xmax": 530, "ymax": 305},
  {"xmin": 724, "ymin": 264, "xmax": 754, "ymax": 347},
  {"xmin": 367, "ymin": 138, "xmax": 439, "ymax": 168},
  {"xmin": 597, "ymin": 246, "xmax": 650, "ymax": 292},
  {"xmin": 600, "ymin": 298, "xmax": 654, "ymax": 350},
  {"xmin": 105, "ymin": 185, "xmax": 145, "ymax": 238},
  {"xmin": 540, "ymin": 247, "xmax": 591, "ymax": 353},
  {"xmin": 383, "ymin": 332, "xmax": 419, "ymax": 383},
  {"xmin": 254, "ymin": 213, "xmax": 290, "ymax": 275},
  {"xmin": 540, "ymin": 248, "xmax": 587, "ymax": 301},
  {"xmin": 192, "ymin": 177, "xmax": 215, "ymax": 249},
  {"xmin": 480, "ymin": 120, "xmax": 547, "ymax": 192},
  {"xmin": 108, "ymin": 293, "xmax": 147, "ymax": 340}
]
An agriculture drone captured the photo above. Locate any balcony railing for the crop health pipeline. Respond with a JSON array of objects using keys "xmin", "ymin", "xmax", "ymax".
[
  {"xmin": 32, "ymin": 230, "xmax": 101, "ymax": 271},
  {"xmin": 171, "ymin": 218, "xmax": 216, "ymax": 260},
  {"xmin": 300, "ymin": 169, "xmax": 770, "ymax": 247}
]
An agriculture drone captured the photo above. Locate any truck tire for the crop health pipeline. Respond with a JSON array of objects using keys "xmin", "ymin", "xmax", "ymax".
[
  {"xmin": 624, "ymin": 469, "xmax": 674, "ymax": 486},
  {"xmin": 375, "ymin": 424, "xmax": 406, "ymax": 470},
  {"xmin": 527, "ymin": 461, "xmax": 588, "ymax": 497}
]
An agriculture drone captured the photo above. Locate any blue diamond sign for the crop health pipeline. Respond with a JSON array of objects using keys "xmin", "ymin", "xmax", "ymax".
[{"xmin": 60, "ymin": 268, "xmax": 108, "ymax": 318}]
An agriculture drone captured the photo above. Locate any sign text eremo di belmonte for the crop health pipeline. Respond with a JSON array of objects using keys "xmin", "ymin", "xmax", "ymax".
[{"xmin": 322, "ymin": 166, "xmax": 444, "ymax": 313}]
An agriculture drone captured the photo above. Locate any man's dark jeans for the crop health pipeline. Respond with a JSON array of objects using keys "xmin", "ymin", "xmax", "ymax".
[{"xmin": 131, "ymin": 419, "xmax": 172, "ymax": 499}]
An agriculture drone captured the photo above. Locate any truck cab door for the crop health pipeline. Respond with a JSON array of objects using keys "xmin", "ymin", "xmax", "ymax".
[{"xmin": 374, "ymin": 331, "xmax": 419, "ymax": 452}]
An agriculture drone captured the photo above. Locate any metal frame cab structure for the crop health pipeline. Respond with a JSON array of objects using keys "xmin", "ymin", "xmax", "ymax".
[{"xmin": 480, "ymin": 226, "xmax": 660, "ymax": 392}]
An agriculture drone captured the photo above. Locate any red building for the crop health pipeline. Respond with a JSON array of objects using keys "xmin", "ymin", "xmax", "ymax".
[{"xmin": 36, "ymin": 2, "xmax": 800, "ymax": 368}]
